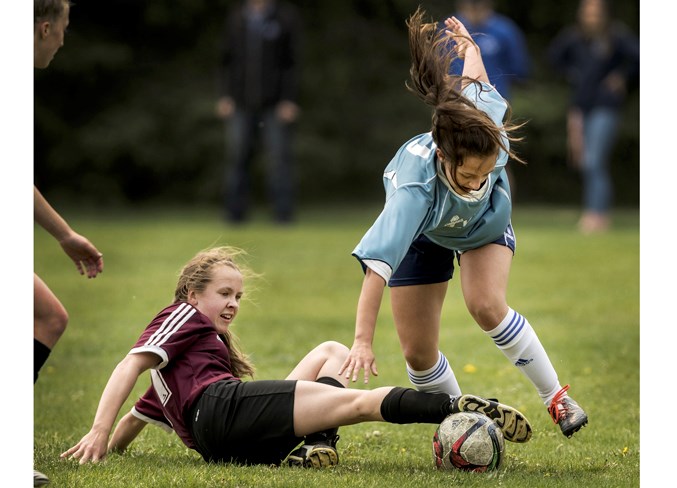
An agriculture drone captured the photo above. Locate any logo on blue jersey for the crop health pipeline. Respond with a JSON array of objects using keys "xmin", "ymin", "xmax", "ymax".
[{"xmin": 444, "ymin": 215, "xmax": 469, "ymax": 228}]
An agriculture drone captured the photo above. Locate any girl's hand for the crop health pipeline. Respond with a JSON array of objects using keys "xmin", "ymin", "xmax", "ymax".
[
  {"xmin": 61, "ymin": 429, "xmax": 110, "ymax": 464},
  {"xmin": 338, "ymin": 342, "xmax": 378, "ymax": 384},
  {"xmin": 59, "ymin": 232, "xmax": 104, "ymax": 278},
  {"xmin": 444, "ymin": 16, "xmax": 476, "ymax": 59}
]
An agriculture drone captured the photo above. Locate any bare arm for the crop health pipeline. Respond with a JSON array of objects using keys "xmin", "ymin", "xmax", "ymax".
[
  {"xmin": 444, "ymin": 16, "xmax": 489, "ymax": 85},
  {"xmin": 34, "ymin": 186, "xmax": 104, "ymax": 278},
  {"xmin": 61, "ymin": 352, "xmax": 159, "ymax": 464},
  {"xmin": 339, "ymin": 268, "xmax": 386, "ymax": 383},
  {"xmin": 108, "ymin": 412, "xmax": 148, "ymax": 454}
]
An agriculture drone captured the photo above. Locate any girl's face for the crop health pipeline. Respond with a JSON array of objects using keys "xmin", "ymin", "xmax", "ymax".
[
  {"xmin": 187, "ymin": 265, "xmax": 243, "ymax": 335},
  {"xmin": 437, "ymin": 148, "xmax": 497, "ymax": 195}
]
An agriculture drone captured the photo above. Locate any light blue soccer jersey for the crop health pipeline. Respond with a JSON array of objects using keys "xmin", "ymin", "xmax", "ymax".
[{"xmin": 353, "ymin": 81, "xmax": 513, "ymax": 283}]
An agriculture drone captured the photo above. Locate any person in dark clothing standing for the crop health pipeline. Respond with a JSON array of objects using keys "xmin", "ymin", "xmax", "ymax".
[
  {"xmin": 548, "ymin": 0, "xmax": 639, "ymax": 234},
  {"xmin": 216, "ymin": 0, "xmax": 301, "ymax": 224}
]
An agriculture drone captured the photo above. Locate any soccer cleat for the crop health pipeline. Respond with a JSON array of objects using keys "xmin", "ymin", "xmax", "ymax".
[
  {"xmin": 452, "ymin": 394, "xmax": 532, "ymax": 443},
  {"xmin": 34, "ymin": 469, "xmax": 50, "ymax": 486},
  {"xmin": 548, "ymin": 385, "xmax": 588, "ymax": 438},
  {"xmin": 287, "ymin": 435, "xmax": 340, "ymax": 468}
]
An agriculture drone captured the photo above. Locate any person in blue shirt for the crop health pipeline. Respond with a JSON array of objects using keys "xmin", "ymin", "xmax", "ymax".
[{"xmin": 339, "ymin": 8, "xmax": 588, "ymax": 439}]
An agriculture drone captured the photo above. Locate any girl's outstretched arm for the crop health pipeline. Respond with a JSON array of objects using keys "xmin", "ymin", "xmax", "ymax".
[
  {"xmin": 444, "ymin": 16, "xmax": 489, "ymax": 85},
  {"xmin": 339, "ymin": 269, "xmax": 386, "ymax": 383},
  {"xmin": 60, "ymin": 352, "xmax": 159, "ymax": 464}
]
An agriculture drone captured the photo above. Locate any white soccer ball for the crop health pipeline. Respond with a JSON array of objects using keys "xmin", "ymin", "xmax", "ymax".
[{"xmin": 432, "ymin": 411, "xmax": 505, "ymax": 472}]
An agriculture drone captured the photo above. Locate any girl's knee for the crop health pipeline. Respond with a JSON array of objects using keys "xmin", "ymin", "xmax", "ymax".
[
  {"xmin": 465, "ymin": 299, "xmax": 506, "ymax": 330},
  {"xmin": 402, "ymin": 348, "xmax": 438, "ymax": 371},
  {"xmin": 36, "ymin": 305, "xmax": 69, "ymax": 343},
  {"xmin": 317, "ymin": 341, "xmax": 349, "ymax": 361}
]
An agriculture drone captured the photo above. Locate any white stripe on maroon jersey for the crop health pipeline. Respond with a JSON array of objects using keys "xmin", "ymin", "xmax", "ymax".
[{"xmin": 145, "ymin": 303, "xmax": 196, "ymax": 347}]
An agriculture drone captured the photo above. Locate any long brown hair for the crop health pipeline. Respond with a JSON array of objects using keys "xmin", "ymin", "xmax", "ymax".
[
  {"xmin": 405, "ymin": 7, "xmax": 526, "ymax": 177},
  {"xmin": 174, "ymin": 246, "xmax": 256, "ymax": 378}
]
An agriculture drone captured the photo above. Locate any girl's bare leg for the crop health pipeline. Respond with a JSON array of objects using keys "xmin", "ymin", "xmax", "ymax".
[
  {"xmin": 285, "ymin": 341, "xmax": 350, "ymax": 387},
  {"xmin": 291, "ymin": 382, "xmax": 392, "ymax": 437}
]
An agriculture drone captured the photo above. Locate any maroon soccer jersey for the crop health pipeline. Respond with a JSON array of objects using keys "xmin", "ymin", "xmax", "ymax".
[{"xmin": 129, "ymin": 302, "xmax": 238, "ymax": 449}]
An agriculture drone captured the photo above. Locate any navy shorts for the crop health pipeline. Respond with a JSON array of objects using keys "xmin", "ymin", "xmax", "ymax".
[
  {"xmin": 388, "ymin": 224, "xmax": 516, "ymax": 287},
  {"xmin": 188, "ymin": 379, "xmax": 302, "ymax": 465}
]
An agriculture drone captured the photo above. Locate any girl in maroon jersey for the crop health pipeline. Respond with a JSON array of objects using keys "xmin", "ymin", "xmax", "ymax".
[{"xmin": 62, "ymin": 246, "xmax": 531, "ymax": 467}]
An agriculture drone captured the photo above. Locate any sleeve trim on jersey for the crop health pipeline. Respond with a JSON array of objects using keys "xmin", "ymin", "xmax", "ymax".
[
  {"xmin": 145, "ymin": 302, "xmax": 197, "ymax": 349},
  {"xmin": 129, "ymin": 345, "xmax": 168, "ymax": 369},
  {"xmin": 361, "ymin": 258, "xmax": 392, "ymax": 283},
  {"xmin": 131, "ymin": 406, "xmax": 173, "ymax": 433},
  {"xmin": 130, "ymin": 302, "xmax": 199, "ymax": 369}
]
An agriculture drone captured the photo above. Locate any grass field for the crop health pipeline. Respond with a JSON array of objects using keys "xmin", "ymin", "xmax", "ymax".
[{"xmin": 32, "ymin": 204, "xmax": 640, "ymax": 487}]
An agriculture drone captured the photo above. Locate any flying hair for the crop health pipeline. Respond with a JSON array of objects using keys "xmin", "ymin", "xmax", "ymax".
[{"xmin": 405, "ymin": 7, "xmax": 526, "ymax": 167}]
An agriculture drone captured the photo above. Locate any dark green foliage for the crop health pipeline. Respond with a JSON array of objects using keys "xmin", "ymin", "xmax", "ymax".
[{"xmin": 34, "ymin": 1, "xmax": 639, "ymax": 206}]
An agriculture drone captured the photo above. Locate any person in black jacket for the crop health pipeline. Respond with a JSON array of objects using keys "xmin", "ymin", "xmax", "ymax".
[{"xmin": 215, "ymin": 0, "xmax": 302, "ymax": 224}]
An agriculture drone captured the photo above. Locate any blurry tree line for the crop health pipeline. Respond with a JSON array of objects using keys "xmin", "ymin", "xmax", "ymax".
[{"xmin": 34, "ymin": 0, "xmax": 639, "ymax": 207}]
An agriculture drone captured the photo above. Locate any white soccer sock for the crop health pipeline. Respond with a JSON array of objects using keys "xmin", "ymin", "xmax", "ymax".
[
  {"xmin": 487, "ymin": 308, "xmax": 561, "ymax": 404},
  {"xmin": 406, "ymin": 351, "xmax": 462, "ymax": 396}
]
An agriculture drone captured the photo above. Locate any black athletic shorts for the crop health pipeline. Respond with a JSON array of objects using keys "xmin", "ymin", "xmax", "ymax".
[
  {"xmin": 188, "ymin": 379, "xmax": 303, "ymax": 465},
  {"xmin": 388, "ymin": 224, "xmax": 516, "ymax": 287}
]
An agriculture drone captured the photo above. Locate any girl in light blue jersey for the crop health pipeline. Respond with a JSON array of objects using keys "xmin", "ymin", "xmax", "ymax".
[{"xmin": 339, "ymin": 9, "xmax": 588, "ymax": 439}]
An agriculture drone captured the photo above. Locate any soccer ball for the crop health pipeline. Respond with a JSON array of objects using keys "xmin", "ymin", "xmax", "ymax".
[{"xmin": 432, "ymin": 411, "xmax": 505, "ymax": 472}]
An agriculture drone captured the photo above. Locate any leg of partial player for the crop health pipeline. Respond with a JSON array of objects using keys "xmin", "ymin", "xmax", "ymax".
[{"xmin": 34, "ymin": 274, "xmax": 69, "ymax": 383}]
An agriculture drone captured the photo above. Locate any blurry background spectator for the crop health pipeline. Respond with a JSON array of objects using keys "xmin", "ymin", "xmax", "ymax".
[
  {"xmin": 548, "ymin": 0, "xmax": 639, "ymax": 234},
  {"xmin": 215, "ymin": 0, "xmax": 302, "ymax": 224}
]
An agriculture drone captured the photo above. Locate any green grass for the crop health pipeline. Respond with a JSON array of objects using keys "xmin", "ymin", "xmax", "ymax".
[{"xmin": 33, "ymin": 204, "xmax": 639, "ymax": 487}]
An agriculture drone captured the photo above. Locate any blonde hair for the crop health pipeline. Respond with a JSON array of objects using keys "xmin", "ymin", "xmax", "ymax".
[
  {"xmin": 174, "ymin": 246, "xmax": 256, "ymax": 378},
  {"xmin": 405, "ymin": 8, "xmax": 526, "ymax": 178}
]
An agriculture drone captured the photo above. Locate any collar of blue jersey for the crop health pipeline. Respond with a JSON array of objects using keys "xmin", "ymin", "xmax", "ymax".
[{"xmin": 436, "ymin": 158, "xmax": 490, "ymax": 202}]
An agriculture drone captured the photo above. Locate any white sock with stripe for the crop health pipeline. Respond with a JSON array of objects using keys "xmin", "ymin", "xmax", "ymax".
[
  {"xmin": 406, "ymin": 351, "xmax": 462, "ymax": 396},
  {"xmin": 487, "ymin": 308, "xmax": 561, "ymax": 404}
]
